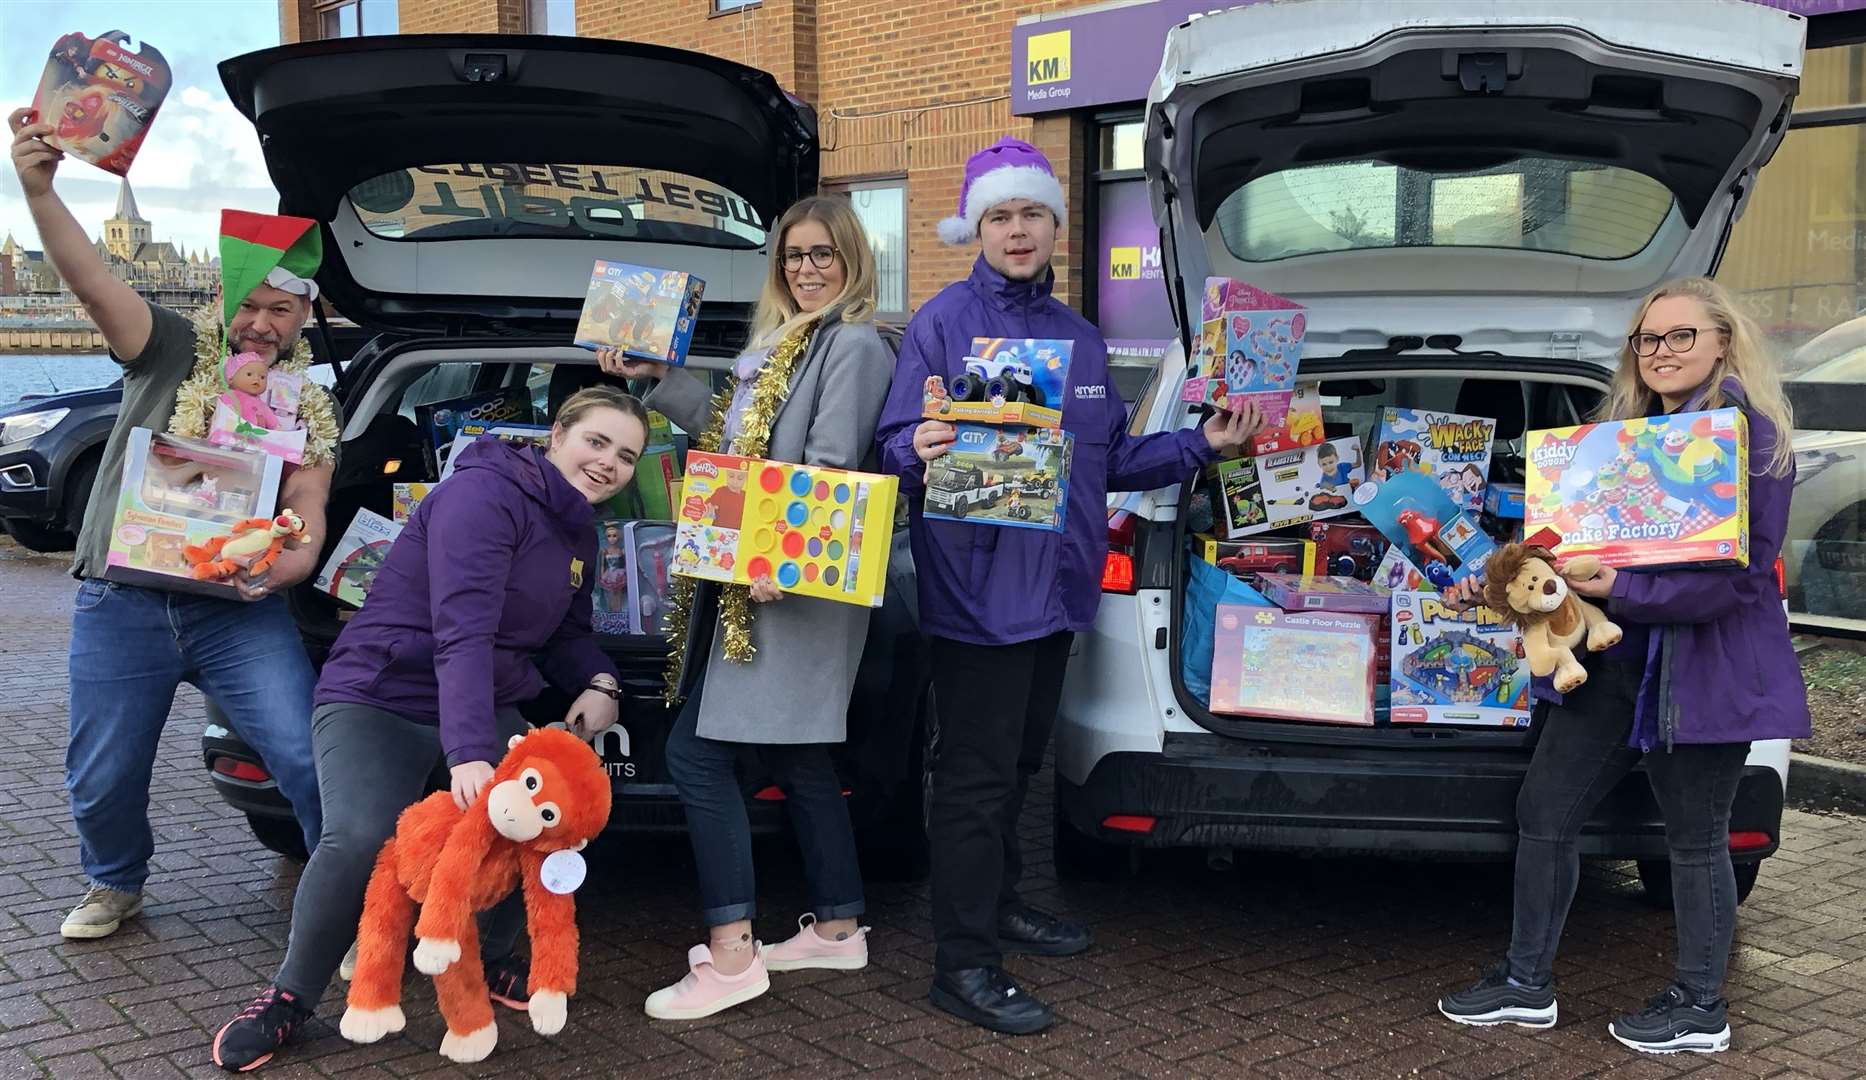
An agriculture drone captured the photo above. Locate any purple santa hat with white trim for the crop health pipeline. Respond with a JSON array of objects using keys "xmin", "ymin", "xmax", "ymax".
[{"xmin": 937, "ymin": 136, "xmax": 1067, "ymax": 246}]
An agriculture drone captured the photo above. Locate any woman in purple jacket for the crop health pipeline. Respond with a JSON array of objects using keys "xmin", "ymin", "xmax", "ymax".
[
  {"xmin": 1438, "ymin": 277, "xmax": 1811, "ymax": 1056},
  {"xmin": 211, "ymin": 386, "xmax": 647, "ymax": 1072}
]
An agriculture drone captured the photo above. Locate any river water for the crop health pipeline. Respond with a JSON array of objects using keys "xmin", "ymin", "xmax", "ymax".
[{"xmin": 0, "ymin": 353, "xmax": 122, "ymax": 405}]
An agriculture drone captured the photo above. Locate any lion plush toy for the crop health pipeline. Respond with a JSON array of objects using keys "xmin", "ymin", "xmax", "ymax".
[
  {"xmin": 340, "ymin": 728, "xmax": 611, "ymax": 1063},
  {"xmin": 1483, "ymin": 543, "xmax": 1624, "ymax": 693}
]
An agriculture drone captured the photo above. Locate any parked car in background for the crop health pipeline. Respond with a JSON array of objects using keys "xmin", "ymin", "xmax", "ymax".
[{"xmin": 0, "ymin": 383, "xmax": 118, "ymax": 552}]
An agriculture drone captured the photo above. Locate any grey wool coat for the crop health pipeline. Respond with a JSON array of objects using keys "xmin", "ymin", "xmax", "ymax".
[{"xmin": 646, "ymin": 310, "xmax": 896, "ymax": 744}]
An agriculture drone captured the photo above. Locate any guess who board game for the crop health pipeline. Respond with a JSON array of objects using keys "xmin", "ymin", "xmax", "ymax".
[
  {"xmin": 923, "ymin": 338, "xmax": 1071, "ymax": 429},
  {"xmin": 924, "ymin": 423, "xmax": 1074, "ymax": 532},
  {"xmin": 102, "ymin": 429, "xmax": 283, "ymax": 598},
  {"xmin": 1210, "ymin": 436, "xmax": 1365, "ymax": 538},
  {"xmin": 672, "ymin": 452, "xmax": 898, "ymax": 608},
  {"xmin": 574, "ymin": 260, "xmax": 706, "ymax": 366},
  {"xmin": 1209, "ymin": 605, "xmax": 1379, "ymax": 726},
  {"xmin": 1180, "ymin": 277, "xmax": 1304, "ymax": 426},
  {"xmin": 1352, "ymin": 468, "xmax": 1497, "ymax": 588},
  {"xmin": 1373, "ymin": 407, "xmax": 1496, "ymax": 513},
  {"xmin": 32, "ymin": 32, "xmax": 170, "ymax": 176},
  {"xmin": 1524, "ymin": 409, "xmax": 1749, "ymax": 569},
  {"xmin": 1389, "ymin": 590, "xmax": 1532, "ymax": 728}
]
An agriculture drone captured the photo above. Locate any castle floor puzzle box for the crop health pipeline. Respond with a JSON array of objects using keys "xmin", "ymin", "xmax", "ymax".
[
  {"xmin": 1351, "ymin": 468, "xmax": 1496, "ymax": 588},
  {"xmin": 1525, "ymin": 408, "xmax": 1749, "ymax": 569},
  {"xmin": 574, "ymin": 260, "xmax": 706, "ymax": 366},
  {"xmin": 32, "ymin": 32, "xmax": 170, "ymax": 176},
  {"xmin": 1209, "ymin": 605, "xmax": 1379, "ymax": 726},
  {"xmin": 1389, "ymin": 590, "xmax": 1532, "ymax": 728},
  {"xmin": 672, "ymin": 452, "xmax": 898, "ymax": 608},
  {"xmin": 1180, "ymin": 277, "xmax": 1304, "ymax": 426},
  {"xmin": 923, "ymin": 338, "xmax": 1071, "ymax": 429},
  {"xmin": 925, "ymin": 423, "xmax": 1074, "ymax": 532},
  {"xmin": 102, "ymin": 429, "xmax": 283, "ymax": 598},
  {"xmin": 1210, "ymin": 436, "xmax": 1365, "ymax": 538},
  {"xmin": 1373, "ymin": 407, "xmax": 1496, "ymax": 513}
]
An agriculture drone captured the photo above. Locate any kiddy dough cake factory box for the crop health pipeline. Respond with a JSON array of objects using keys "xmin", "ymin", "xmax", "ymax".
[{"xmin": 1524, "ymin": 408, "xmax": 1749, "ymax": 569}]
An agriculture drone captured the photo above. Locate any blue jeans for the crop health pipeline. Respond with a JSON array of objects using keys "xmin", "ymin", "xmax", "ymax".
[{"xmin": 66, "ymin": 579, "xmax": 321, "ymax": 893}]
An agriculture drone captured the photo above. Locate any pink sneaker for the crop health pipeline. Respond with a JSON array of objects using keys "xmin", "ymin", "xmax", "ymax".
[
  {"xmin": 643, "ymin": 943, "xmax": 770, "ymax": 1020},
  {"xmin": 764, "ymin": 914, "xmax": 870, "ymax": 972}
]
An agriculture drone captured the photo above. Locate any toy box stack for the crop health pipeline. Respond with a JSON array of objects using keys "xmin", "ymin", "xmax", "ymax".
[
  {"xmin": 925, "ymin": 424, "xmax": 1074, "ymax": 532},
  {"xmin": 1209, "ymin": 605, "xmax": 1379, "ymax": 726},
  {"xmin": 101, "ymin": 429, "xmax": 283, "ymax": 598},
  {"xmin": 1351, "ymin": 469, "xmax": 1497, "ymax": 588},
  {"xmin": 1372, "ymin": 407, "xmax": 1497, "ymax": 512},
  {"xmin": 415, "ymin": 388, "xmax": 536, "ymax": 478},
  {"xmin": 1524, "ymin": 409, "xmax": 1749, "ymax": 569},
  {"xmin": 314, "ymin": 509, "xmax": 403, "ymax": 608},
  {"xmin": 1180, "ymin": 277, "xmax": 1304, "ymax": 427},
  {"xmin": 31, "ymin": 31, "xmax": 171, "ymax": 176},
  {"xmin": 1209, "ymin": 436, "xmax": 1365, "ymax": 538},
  {"xmin": 574, "ymin": 260, "xmax": 706, "ymax": 366},
  {"xmin": 1389, "ymin": 590, "xmax": 1532, "ymax": 728},
  {"xmin": 672, "ymin": 451, "xmax": 898, "ymax": 607}
]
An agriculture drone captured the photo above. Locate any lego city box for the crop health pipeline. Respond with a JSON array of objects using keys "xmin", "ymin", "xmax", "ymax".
[
  {"xmin": 1180, "ymin": 277, "xmax": 1304, "ymax": 427},
  {"xmin": 1350, "ymin": 468, "xmax": 1497, "ymax": 589},
  {"xmin": 922, "ymin": 338, "xmax": 1071, "ymax": 429},
  {"xmin": 1372, "ymin": 407, "xmax": 1497, "ymax": 513},
  {"xmin": 1388, "ymin": 590, "xmax": 1532, "ymax": 729},
  {"xmin": 1208, "ymin": 435, "xmax": 1365, "ymax": 538},
  {"xmin": 101, "ymin": 428, "xmax": 283, "ymax": 598},
  {"xmin": 573, "ymin": 260, "xmax": 706, "ymax": 366},
  {"xmin": 31, "ymin": 31, "xmax": 171, "ymax": 176},
  {"xmin": 1524, "ymin": 409, "xmax": 1749, "ymax": 569},
  {"xmin": 923, "ymin": 423, "xmax": 1074, "ymax": 533},
  {"xmin": 1209, "ymin": 605, "xmax": 1379, "ymax": 726}
]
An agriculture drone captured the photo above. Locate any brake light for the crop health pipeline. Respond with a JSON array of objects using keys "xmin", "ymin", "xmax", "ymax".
[
  {"xmin": 1728, "ymin": 830, "xmax": 1771, "ymax": 852},
  {"xmin": 1103, "ymin": 510, "xmax": 1138, "ymax": 594},
  {"xmin": 1101, "ymin": 814, "xmax": 1157, "ymax": 834},
  {"xmin": 212, "ymin": 758, "xmax": 271, "ymax": 783},
  {"xmin": 1774, "ymin": 557, "xmax": 1785, "ymax": 597}
]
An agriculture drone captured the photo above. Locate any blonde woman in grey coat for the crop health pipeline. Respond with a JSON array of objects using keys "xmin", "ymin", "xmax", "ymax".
[{"xmin": 598, "ymin": 196, "xmax": 895, "ymax": 1020}]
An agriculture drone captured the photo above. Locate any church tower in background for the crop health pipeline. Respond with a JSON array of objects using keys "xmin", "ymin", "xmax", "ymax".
[{"xmin": 103, "ymin": 179, "xmax": 152, "ymax": 262}]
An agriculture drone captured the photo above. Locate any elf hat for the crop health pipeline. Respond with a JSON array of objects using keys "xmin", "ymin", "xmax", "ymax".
[
  {"xmin": 219, "ymin": 209, "xmax": 322, "ymax": 325},
  {"xmin": 937, "ymin": 137, "xmax": 1067, "ymax": 246}
]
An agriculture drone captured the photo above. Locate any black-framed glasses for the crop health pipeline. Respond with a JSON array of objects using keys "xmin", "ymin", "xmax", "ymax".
[
  {"xmin": 1628, "ymin": 326, "xmax": 1720, "ymax": 356},
  {"xmin": 781, "ymin": 245, "xmax": 839, "ymax": 271}
]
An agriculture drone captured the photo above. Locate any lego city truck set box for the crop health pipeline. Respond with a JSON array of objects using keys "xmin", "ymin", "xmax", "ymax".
[
  {"xmin": 923, "ymin": 338, "xmax": 1071, "ymax": 429},
  {"xmin": 1524, "ymin": 408, "xmax": 1749, "ymax": 569},
  {"xmin": 101, "ymin": 428, "xmax": 284, "ymax": 598},
  {"xmin": 574, "ymin": 260, "xmax": 705, "ymax": 366},
  {"xmin": 924, "ymin": 423, "xmax": 1074, "ymax": 532}
]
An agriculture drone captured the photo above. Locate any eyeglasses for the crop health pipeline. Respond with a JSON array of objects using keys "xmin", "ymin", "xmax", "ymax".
[
  {"xmin": 781, "ymin": 245, "xmax": 839, "ymax": 271},
  {"xmin": 1627, "ymin": 326, "xmax": 1721, "ymax": 357}
]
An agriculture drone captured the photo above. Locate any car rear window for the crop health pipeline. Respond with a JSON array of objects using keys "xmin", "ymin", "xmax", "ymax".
[
  {"xmin": 1214, "ymin": 158, "xmax": 1674, "ymax": 262},
  {"xmin": 347, "ymin": 164, "xmax": 766, "ymax": 248}
]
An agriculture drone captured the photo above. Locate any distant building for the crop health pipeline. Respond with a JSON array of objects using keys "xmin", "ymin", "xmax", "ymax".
[{"xmin": 2, "ymin": 180, "xmax": 218, "ymax": 314}]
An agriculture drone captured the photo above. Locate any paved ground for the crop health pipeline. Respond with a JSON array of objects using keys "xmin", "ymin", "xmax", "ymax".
[{"xmin": 3, "ymin": 535, "xmax": 1865, "ymax": 1079}]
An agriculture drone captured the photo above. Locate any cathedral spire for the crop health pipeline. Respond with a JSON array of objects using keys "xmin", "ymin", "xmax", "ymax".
[{"xmin": 112, "ymin": 178, "xmax": 146, "ymax": 223}]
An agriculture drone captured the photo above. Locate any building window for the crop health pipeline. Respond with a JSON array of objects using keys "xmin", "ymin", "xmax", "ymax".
[
  {"xmin": 319, "ymin": 0, "xmax": 397, "ymax": 37},
  {"xmin": 713, "ymin": 0, "xmax": 761, "ymax": 13},
  {"xmin": 830, "ymin": 181, "xmax": 908, "ymax": 323},
  {"xmin": 1098, "ymin": 120, "xmax": 1144, "ymax": 174},
  {"xmin": 527, "ymin": 0, "xmax": 576, "ymax": 35},
  {"xmin": 1719, "ymin": 42, "xmax": 1866, "ymax": 631}
]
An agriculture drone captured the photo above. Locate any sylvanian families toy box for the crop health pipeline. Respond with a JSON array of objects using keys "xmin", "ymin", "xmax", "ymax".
[
  {"xmin": 1209, "ymin": 605, "xmax": 1378, "ymax": 726},
  {"xmin": 1524, "ymin": 409, "xmax": 1749, "ymax": 569},
  {"xmin": 1389, "ymin": 590, "xmax": 1532, "ymax": 729},
  {"xmin": 573, "ymin": 260, "xmax": 705, "ymax": 366},
  {"xmin": 102, "ymin": 428, "xmax": 282, "ymax": 597}
]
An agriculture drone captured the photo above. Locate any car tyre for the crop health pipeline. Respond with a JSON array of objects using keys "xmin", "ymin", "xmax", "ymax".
[
  {"xmin": 2, "ymin": 517, "xmax": 76, "ymax": 553},
  {"xmin": 1637, "ymin": 858, "xmax": 1759, "ymax": 907},
  {"xmin": 247, "ymin": 813, "xmax": 310, "ymax": 862},
  {"xmin": 1053, "ymin": 790, "xmax": 1135, "ymax": 880}
]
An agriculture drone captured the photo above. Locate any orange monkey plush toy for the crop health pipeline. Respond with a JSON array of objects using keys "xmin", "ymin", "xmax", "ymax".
[{"xmin": 339, "ymin": 728, "xmax": 611, "ymax": 1063}]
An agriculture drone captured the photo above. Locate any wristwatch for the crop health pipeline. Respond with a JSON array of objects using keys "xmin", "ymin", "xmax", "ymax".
[{"xmin": 587, "ymin": 676, "xmax": 620, "ymax": 701}]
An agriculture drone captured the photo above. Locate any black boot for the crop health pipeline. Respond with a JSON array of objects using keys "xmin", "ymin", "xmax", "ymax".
[{"xmin": 929, "ymin": 967, "xmax": 1054, "ymax": 1035}]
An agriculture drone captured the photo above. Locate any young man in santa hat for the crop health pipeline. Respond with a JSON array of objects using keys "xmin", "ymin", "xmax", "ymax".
[
  {"xmin": 875, "ymin": 136, "xmax": 1263, "ymax": 1034},
  {"xmin": 10, "ymin": 108, "xmax": 335, "ymax": 943}
]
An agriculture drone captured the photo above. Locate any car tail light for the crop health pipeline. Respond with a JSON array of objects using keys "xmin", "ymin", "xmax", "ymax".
[
  {"xmin": 1774, "ymin": 557, "xmax": 1785, "ymax": 597},
  {"xmin": 212, "ymin": 758, "xmax": 271, "ymax": 783},
  {"xmin": 753, "ymin": 786, "xmax": 852, "ymax": 801},
  {"xmin": 1101, "ymin": 814, "xmax": 1157, "ymax": 834},
  {"xmin": 1728, "ymin": 830, "xmax": 1771, "ymax": 852},
  {"xmin": 1103, "ymin": 510, "xmax": 1137, "ymax": 594}
]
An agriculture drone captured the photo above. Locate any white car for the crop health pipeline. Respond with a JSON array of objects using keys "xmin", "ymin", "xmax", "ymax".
[{"xmin": 1054, "ymin": 0, "xmax": 1803, "ymax": 903}]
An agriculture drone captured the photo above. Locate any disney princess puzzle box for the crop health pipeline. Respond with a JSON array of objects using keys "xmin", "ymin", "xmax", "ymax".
[{"xmin": 1524, "ymin": 408, "xmax": 1749, "ymax": 569}]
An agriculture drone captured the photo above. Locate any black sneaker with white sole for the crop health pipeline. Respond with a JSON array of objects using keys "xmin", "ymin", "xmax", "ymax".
[
  {"xmin": 1438, "ymin": 966, "xmax": 1558, "ymax": 1029},
  {"xmin": 1609, "ymin": 985, "xmax": 1730, "ymax": 1055}
]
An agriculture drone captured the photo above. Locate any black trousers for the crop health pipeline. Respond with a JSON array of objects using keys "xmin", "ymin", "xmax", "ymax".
[
  {"xmin": 926, "ymin": 631, "xmax": 1073, "ymax": 973},
  {"xmin": 1506, "ymin": 656, "xmax": 1751, "ymax": 1002}
]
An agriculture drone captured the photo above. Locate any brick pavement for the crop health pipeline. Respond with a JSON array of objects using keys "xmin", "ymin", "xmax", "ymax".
[{"xmin": 3, "ymin": 535, "xmax": 1865, "ymax": 1079}]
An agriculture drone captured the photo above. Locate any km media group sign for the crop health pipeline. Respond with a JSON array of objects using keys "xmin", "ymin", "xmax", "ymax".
[{"xmin": 1012, "ymin": 0, "xmax": 1255, "ymax": 116}]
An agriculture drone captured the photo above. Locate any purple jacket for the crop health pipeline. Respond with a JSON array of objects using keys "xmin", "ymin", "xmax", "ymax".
[
  {"xmin": 315, "ymin": 438, "xmax": 617, "ymax": 766},
  {"xmin": 875, "ymin": 257, "xmax": 1217, "ymax": 644}
]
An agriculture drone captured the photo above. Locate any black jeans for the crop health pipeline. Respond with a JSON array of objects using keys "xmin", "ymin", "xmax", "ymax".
[
  {"xmin": 664, "ymin": 682, "xmax": 866, "ymax": 928},
  {"xmin": 1506, "ymin": 657, "xmax": 1751, "ymax": 1002},
  {"xmin": 926, "ymin": 631, "xmax": 1073, "ymax": 972}
]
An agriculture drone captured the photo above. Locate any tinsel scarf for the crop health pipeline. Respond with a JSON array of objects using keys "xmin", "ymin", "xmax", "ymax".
[
  {"xmin": 662, "ymin": 321, "xmax": 820, "ymax": 702},
  {"xmin": 167, "ymin": 307, "xmax": 340, "ymax": 469}
]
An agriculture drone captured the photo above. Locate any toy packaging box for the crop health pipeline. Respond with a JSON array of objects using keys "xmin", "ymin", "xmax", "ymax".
[
  {"xmin": 1389, "ymin": 590, "xmax": 1532, "ymax": 728},
  {"xmin": 573, "ymin": 260, "xmax": 706, "ymax": 366},
  {"xmin": 415, "ymin": 387, "xmax": 536, "ymax": 477},
  {"xmin": 626, "ymin": 521, "xmax": 675, "ymax": 634},
  {"xmin": 924, "ymin": 423, "xmax": 1074, "ymax": 532},
  {"xmin": 1484, "ymin": 481, "xmax": 1525, "ymax": 520},
  {"xmin": 672, "ymin": 451, "xmax": 899, "ymax": 608},
  {"xmin": 391, "ymin": 482, "xmax": 433, "ymax": 525},
  {"xmin": 438, "ymin": 423, "xmax": 552, "ymax": 483},
  {"xmin": 1373, "ymin": 545, "xmax": 1429, "ymax": 593},
  {"xmin": 592, "ymin": 518, "xmax": 634, "ymax": 635},
  {"xmin": 1210, "ymin": 436, "xmax": 1365, "ymax": 538},
  {"xmin": 923, "ymin": 338, "xmax": 1071, "ymax": 429},
  {"xmin": 101, "ymin": 429, "xmax": 283, "ymax": 597},
  {"xmin": 604, "ymin": 445, "xmax": 679, "ymax": 521},
  {"xmin": 31, "ymin": 31, "xmax": 170, "ymax": 176},
  {"xmin": 1193, "ymin": 533, "xmax": 1314, "ymax": 577},
  {"xmin": 1351, "ymin": 468, "xmax": 1497, "ymax": 588},
  {"xmin": 314, "ymin": 509, "xmax": 403, "ymax": 608},
  {"xmin": 1256, "ymin": 573, "xmax": 1390, "ymax": 615},
  {"xmin": 1524, "ymin": 408, "xmax": 1749, "ymax": 569},
  {"xmin": 1373, "ymin": 407, "xmax": 1496, "ymax": 513},
  {"xmin": 1180, "ymin": 277, "xmax": 1304, "ymax": 426},
  {"xmin": 1209, "ymin": 605, "xmax": 1379, "ymax": 726},
  {"xmin": 1248, "ymin": 382, "xmax": 1325, "ymax": 456},
  {"xmin": 206, "ymin": 369, "xmax": 310, "ymax": 463},
  {"xmin": 1308, "ymin": 520, "xmax": 1390, "ymax": 581}
]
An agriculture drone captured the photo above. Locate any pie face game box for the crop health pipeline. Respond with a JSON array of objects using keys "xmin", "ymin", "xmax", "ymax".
[
  {"xmin": 1209, "ymin": 605, "xmax": 1379, "ymax": 726},
  {"xmin": 574, "ymin": 260, "xmax": 706, "ymax": 366},
  {"xmin": 1524, "ymin": 408, "xmax": 1749, "ymax": 569},
  {"xmin": 32, "ymin": 32, "xmax": 171, "ymax": 176},
  {"xmin": 1389, "ymin": 590, "xmax": 1532, "ymax": 729},
  {"xmin": 1180, "ymin": 277, "xmax": 1304, "ymax": 426}
]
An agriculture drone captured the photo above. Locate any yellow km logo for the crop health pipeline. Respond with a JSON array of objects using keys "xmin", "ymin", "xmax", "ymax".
[
  {"xmin": 1108, "ymin": 246, "xmax": 1140, "ymax": 281},
  {"xmin": 1027, "ymin": 30, "xmax": 1071, "ymax": 85}
]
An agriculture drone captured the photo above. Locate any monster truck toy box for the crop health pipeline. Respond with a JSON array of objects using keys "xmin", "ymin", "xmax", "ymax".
[
  {"xmin": 922, "ymin": 338, "xmax": 1071, "ymax": 429},
  {"xmin": 101, "ymin": 428, "xmax": 283, "ymax": 598},
  {"xmin": 1524, "ymin": 408, "xmax": 1748, "ymax": 569},
  {"xmin": 924, "ymin": 423, "xmax": 1074, "ymax": 532}
]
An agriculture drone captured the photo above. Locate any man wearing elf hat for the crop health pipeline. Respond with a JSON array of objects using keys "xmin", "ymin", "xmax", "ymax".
[
  {"xmin": 875, "ymin": 137, "xmax": 1265, "ymax": 1033},
  {"xmin": 10, "ymin": 108, "xmax": 335, "ymax": 942}
]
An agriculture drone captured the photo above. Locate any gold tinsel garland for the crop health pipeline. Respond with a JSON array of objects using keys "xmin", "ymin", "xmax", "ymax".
[
  {"xmin": 662, "ymin": 321, "xmax": 820, "ymax": 702},
  {"xmin": 167, "ymin": 307, "xmax": 340, "ymax": 469}
]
